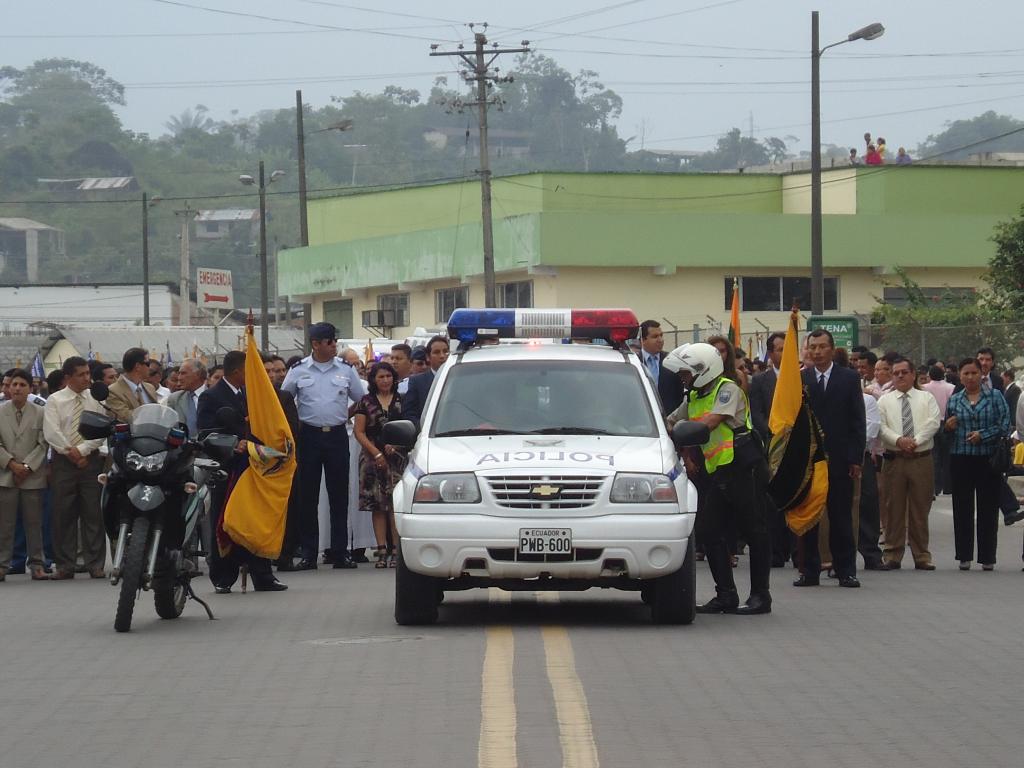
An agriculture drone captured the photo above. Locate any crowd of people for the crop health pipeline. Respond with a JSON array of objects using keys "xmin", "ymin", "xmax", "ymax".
[
  {"xmin": 848, "ymin": 131, "xmax": 913, "ymax": 166},
  {"xmin": 2, "ymin": 320, "xmax": 1022, "ymax": 613},
  {"xmin": 0, "ymin": 326, "xmax": 449, "ymax": 590}
]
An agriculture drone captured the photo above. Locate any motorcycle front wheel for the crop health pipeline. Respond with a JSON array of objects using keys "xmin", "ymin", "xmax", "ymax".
[
  {"xmin": 153, "ymin": 561, "xmax": 186, "ymax": 620},
  {"xmin": 114, "ymin": 517, "xmax": 149, "ymax": 633}
]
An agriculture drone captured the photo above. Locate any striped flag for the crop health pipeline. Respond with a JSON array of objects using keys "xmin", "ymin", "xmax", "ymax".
[
  {"xmin": 727, "ymin": 278, "xmax": 740, "ymax": 347},
  {"xmin": 767, "ymin": 307, "xmax": 828, "ymax": 536},
  {"xmin": 87, "ymin": 343, "xmax": 95, "ymax": 362},
  {"xmin": 31, "ymin": 352, "xmax": 45, "ymax": 380},
  {"xmin": 165, "ymin": 341, "xmax": 173, "ymax": 365}
]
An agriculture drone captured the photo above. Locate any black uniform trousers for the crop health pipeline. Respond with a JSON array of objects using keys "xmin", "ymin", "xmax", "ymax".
[
  {"xmin": 207, "ymin": 473, "xmax": 274, "ymax": 589},
  {"xmin": 702, "ymin": 459, "xmax": 771, "ymax": 597},
  {"xmin": 950, "ymin": 454, "xmax": 1000, "ymax": 565},
  {"xmin": 800, "ymin": 461, "xmax": 857, "ymax": 579},
  {"xmin": 297, "ymin": 423, "xmax": 350, "ymax": 560}
]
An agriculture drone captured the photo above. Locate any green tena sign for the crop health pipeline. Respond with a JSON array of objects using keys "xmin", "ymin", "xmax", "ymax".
[{"xmin": 807, "ymin": 316, "xmax": 859, "ymax": 351}]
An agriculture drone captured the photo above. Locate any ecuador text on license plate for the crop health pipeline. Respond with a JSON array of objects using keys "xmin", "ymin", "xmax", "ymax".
[{"xmin": 518, "ymin": 528, "xmax": 572, "ymax": 555}]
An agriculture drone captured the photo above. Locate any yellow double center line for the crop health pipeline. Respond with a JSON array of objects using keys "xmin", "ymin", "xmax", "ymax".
[{"xmin": 479, "ymin": 589, "xmax": 600, "ymax": 768}]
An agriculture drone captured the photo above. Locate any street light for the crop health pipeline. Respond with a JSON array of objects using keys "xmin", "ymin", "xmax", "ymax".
[
  {"xmin": 240, "ymin": 162, "xmax": 286, "ymax": 351},
  {"xmin": 810, "ymin": 12, "xmax": 884, "ymax": 315}
]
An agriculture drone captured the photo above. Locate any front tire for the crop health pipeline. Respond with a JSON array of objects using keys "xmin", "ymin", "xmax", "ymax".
[
  {"xmin": 394, "ymin": 544, "xmax": 439, "ymax": 625},
  {"xmin": 114, "ymin": 517, "xmax": 149, "ymax": 633},
  {"xmin": 153, "ymin": 558, "xmax": 186, "ymax": 620},
  {"xmin": 650, "ymin": 536, "xmax": 696, "ymax": 625}
]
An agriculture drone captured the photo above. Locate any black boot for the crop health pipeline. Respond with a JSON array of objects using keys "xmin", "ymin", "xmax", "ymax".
[
  {"xmin": 696, "ymin": 588, "xmax": 739, "ymax": 614},
  {"xmin": 736, "ymin": 591, "xmax": 772, "ymax": 615}
]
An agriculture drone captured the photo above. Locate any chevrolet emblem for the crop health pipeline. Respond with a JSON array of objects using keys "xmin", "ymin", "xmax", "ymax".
[{"xmin": 531, "ymin": 484, "xmax": 561, "ymax": 498}]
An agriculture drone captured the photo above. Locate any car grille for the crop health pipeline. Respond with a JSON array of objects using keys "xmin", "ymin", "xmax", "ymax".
[
  {"xmin": 487, "ymin": 547, "xmax": 604, "ymax": 563},
  {"xmin": 485, "ymin": 475, "xmax": 605, "ymax": 509}
]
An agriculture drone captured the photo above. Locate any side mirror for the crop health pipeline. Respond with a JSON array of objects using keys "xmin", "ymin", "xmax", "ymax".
[
  {"xmin": 90, "ymin": 382, "xmax": 110, "ymax": 402},
  {"xmin": 78, "ymin": 409, "xmax": 115, "ymax": 440},
  {"xmin": 215, "ymin": 406, "xmax": 244, "ymax": 434},
  {"xmin": 202, "ymin": 432, "xmax": 239, "ymax": 460},
  {"xmin": 381, "ymin": 419, "xmax": 419, "ymax": 448},
  {"xmin": 671, "ymin": 420, "xmax": 710, "ymax": 449}
]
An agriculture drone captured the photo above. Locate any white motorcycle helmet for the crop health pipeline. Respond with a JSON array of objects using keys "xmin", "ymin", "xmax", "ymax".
[{"xmin": 662, "ymin": 342, "xmax": 724, "ymax": 390}]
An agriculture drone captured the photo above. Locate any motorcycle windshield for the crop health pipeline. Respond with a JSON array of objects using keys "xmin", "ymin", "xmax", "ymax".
[{"xmin": 131, "ymin": 404, "xmax": 180, "ymax": 440}]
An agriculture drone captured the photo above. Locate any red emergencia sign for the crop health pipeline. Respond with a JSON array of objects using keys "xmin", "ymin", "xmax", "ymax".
[{"xmin": 197, "ymin": 268, "xmax": 235, "ymax": 310}]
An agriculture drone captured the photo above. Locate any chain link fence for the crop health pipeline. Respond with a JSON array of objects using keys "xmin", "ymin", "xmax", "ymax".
[{"xmin": 866, "ymin": 320, "xmax": 1024, "ymax": 368}]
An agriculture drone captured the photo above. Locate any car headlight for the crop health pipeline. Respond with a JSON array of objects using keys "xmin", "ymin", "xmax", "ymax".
[
  {"xmin": 609, "ymin": 473, "xmax": 677, "ymax": 503},
  {"xmin": 413, "ymin": 473, "xmax": 481, "ymax": 503},
  {"xmin": 125, "ymin": 450, "xmax": 168, "ymax": 472}
]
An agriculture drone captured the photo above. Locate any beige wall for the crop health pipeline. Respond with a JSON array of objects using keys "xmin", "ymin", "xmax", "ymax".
[
  {"xmin": 782, "ymin": 168, "xmax": 858, "ymax": 215},
  {"xmin": 311, "ymin": 264, "xmax": 985, "ymax": 348}
]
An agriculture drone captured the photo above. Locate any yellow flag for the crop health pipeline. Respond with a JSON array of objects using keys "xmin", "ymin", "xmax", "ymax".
[
  {"xmin": 223, "ymin": 327, "xmax": 296, "ymax": 559},
  {"xmin": 766, "ymin": 308, "xmax": 828, "ymax": 536}
]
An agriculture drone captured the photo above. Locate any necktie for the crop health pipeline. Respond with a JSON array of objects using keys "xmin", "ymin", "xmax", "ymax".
[
  {"xmin": 15, "ymin": 408, "xmax": 23, "ymax": 425},
  {"xmin": 185, "ymin": 391, "xmax": 198, "ymax": 436},
  {"xmin": 69, "ymin": 394, "xmax": 84, "ymax": 446},
  {"xmin": 647, "ymin": 354, "xmax": 659, "ymax": 379},
  {"xmin": 816, "ymin": 372, "xmax": 826, "ymax": 395},
  {"xmin": 901, "ymin": 393, "xmax": 915, "ymax": 438}
]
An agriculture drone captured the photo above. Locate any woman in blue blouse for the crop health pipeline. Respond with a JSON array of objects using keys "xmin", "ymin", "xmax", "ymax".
[{"xmin": 943, "ymin": 357, "xmax": 1010, "ymax": 570}]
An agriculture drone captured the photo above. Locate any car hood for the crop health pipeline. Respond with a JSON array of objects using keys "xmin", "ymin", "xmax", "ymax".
[{"xmin": 418, "ymin": 434, "xmax": 670, "ymax": 475}]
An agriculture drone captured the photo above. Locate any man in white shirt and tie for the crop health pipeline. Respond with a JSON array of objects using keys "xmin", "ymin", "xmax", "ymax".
[
  {"xmin": 42, "ymin": 357, "xmax": 106, "ymax": 579},
  {"xmin": 877, "ymin": 357, "xmax": 942, "ymax": 570},
  {"xmin": 166, "ymin": 358, "xmax": 206, "ymax": 437}
]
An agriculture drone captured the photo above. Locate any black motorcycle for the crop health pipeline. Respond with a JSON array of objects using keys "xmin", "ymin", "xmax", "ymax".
[{"xmin": 80, "ymin": 383, "xmax": 238, "ymax": 632}]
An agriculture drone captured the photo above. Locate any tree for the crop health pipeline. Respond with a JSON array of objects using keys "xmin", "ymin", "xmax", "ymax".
[
  {"xmin": 164, "ymin": 105, "xmax": 216, "ymax": 136},
  {"xmin": 986, "ymin": 204, "xmax": 1024, "ymax": 314},
  {"xmin": 689, "ymin": 128, "xmax": 769, "ymax": 171},
  {"xmin": 917, "ymin": 110, "xmax": 1024, "ymax": 161}
]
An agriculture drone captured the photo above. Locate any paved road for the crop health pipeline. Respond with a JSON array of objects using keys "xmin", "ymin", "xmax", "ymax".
[{"xmin": 3, "ymin": 497, "xmax": 1024, "ymax": 768}]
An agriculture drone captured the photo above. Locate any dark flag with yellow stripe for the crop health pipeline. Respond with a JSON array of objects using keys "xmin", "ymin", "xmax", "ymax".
[
  {"xmin": 766, "ymin": 307, "xmax": 828, "ymax": 536},
  {"xmin": 222, "ymin": 326, "xmax": 296, "ymax": 558}
]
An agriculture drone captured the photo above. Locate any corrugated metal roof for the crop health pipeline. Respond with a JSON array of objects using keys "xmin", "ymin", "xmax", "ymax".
[
  {"xmin": 75, "ymin": 177, "xmax": 136, "ymax": 191},
  {"xmin": 195, "ymin": 209, "xmax": 259, "ymax": 222},
  {"xmin": 0, "ymin": 218, "xmax": 57, "ymax": 231}
]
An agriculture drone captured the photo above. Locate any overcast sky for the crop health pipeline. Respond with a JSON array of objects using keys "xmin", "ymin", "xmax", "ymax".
[{"xmin": 5, "ymin": 0, "xmax": 1024, "ymax": 155}]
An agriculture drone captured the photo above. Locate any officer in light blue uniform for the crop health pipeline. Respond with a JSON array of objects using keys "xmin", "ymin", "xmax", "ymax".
[{"xmin": 282, "ymin": 322, "xmax": 368, "ymax": 569}]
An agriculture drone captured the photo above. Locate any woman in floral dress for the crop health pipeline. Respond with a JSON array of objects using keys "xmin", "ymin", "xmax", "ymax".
[{"xmin": 353, "ymin": 361, "xmax": 407, "ymax": 567}]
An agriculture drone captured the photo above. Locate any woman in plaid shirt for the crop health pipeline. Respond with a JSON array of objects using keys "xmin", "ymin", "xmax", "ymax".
[{"xmin": 944, "ymin": 357, "xmax": 1010, "ymax": 570}]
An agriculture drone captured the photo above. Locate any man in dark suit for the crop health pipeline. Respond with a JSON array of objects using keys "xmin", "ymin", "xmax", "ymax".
[
  {"xmin": 197, "ymin": 350, "xmax": 286, "ymax": 593},
  {"xmin": 638, "ymin": 320, "xmax": 685, "ymax": 416},
  {"xmin": 976, "ymin": 347, "xmax": 1004, "ymax": 393},
  {"xmin": 749, "ymin": 331, "xmax": 790, "ymax": 566},
  {"xmin": 795, "ymin": 329, "xmax": 866, "ymax": 588},
  {"xmin": 402, "ymin": 335, "xmax": 450, "ymax": 428}
]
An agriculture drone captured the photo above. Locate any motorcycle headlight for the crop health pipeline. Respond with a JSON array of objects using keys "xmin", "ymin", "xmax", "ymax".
[
  {"xmin": 413, "ymin": 473, "xmax": 481, "ymax": 504},
  {"xmin": 125, "ymin": 450, "xmax": 168, "ymax": 472},
  {"xmin": 609, "ymin": 473, "xmax": 677, "ymax": 503}
]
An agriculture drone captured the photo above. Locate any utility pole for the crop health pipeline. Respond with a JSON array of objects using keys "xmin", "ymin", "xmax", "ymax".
[
  {"xmin": 257, "ymin": 160, "xmax": 270, "ymax": 351},
  {"xmin": 296, "ymin": 89, "xmax": 312, "ymax": 353},
  {"xmin": 174, "ymin": 204, "xmax": 195, "ymax": 325},
  {"xmin": 431, "ymin": 24, "xmax": 529, "ymax": 307},
  {"xmin": 142, "ymin": 192, "xmax": 150, "ymax": 326}
]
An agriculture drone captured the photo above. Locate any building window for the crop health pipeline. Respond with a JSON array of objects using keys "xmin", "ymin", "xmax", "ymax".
[
  {"xmin": 435, "ymin": 286, "xmax": 469, "ymax": 323},
  {"xmin": 498, "ymin": 280, "xmax": 533, "ymax": 308},
  {"xmin": 725, "ymin": 276, "xmax": 839, "ymax": 312},
  {"xmin": 377, "ymin": 292, "xmax": 409, "ymax": 326},
  {"xmin": 882, "ymin": 286, "xmax": 975, "ymax": 308},
  {"xmin": 323, "ymin": 298, "xmax": 353, "ymax": 339},
  {"xmin": 203, "ymin": 222, "xmax": 220, "ymax": 234}
]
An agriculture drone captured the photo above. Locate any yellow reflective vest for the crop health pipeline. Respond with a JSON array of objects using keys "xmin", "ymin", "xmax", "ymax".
[{"xmin": 687, "ymin": 377, "xmax": 752, "ymax": 474}]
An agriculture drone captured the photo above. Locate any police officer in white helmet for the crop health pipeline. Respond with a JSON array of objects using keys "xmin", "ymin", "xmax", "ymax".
[{"xmin": 664, "ymin": 342, "xmax": 772, "ymax": 615}]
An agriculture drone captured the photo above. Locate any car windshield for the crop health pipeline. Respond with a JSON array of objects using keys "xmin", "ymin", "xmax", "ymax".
[
  {"xmin": 131, "ymin": 403, "xmax": 180, "ymax": 440},
  {"xmin": 430, "ymin": 360, "xmax": 659, "ymax": 438}
]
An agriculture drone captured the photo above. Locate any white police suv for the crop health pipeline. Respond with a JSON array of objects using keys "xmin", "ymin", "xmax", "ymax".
[{"xmin": 382, "ymin": 309, "xmax": 709, "ymax": 625}]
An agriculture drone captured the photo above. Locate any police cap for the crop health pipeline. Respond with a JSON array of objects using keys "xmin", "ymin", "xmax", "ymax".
[{"xmin": 309, "ymin": 322, "xmax": 337, "ymax": 342}]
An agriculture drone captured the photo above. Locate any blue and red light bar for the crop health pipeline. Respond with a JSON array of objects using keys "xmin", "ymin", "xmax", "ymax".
[{"xmin": 447, "ymin": 308, "xmax": 639, "ymax": 346}]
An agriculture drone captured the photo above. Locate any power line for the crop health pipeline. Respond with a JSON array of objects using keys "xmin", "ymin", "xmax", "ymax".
[
  {"xmin": 146, "ymin": 0, "xmax": 456, "ymax": 43},
  {"xmin": 533, "ymin": 0, "xmax": 751, "ymax": 40}
]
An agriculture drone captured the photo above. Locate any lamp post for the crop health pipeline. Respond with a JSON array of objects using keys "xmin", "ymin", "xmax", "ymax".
[
  {"xmin": 240, "ymin": 162, "xmax": 286, "ymax": 351},
  {"xmin": 810, "ymin": 12, "xmax": 884, "ymax": 314},
  {"xmin": 141, "ymin": 192, "xmax": 160, "ymax": 325}
]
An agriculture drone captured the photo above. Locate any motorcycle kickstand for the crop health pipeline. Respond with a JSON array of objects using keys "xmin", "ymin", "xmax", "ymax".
[
  {"xmin": 240, "ymin": 564, "xmax": 249, "ymax": 594},
  {"xmin": 185, "ymin": 582, "xmax": 217, "ymax": 620}
]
